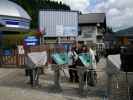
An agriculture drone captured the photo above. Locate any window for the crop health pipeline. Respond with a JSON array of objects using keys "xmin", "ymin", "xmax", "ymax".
[{"xmin": 81, "ymin": 26, "xmax": 96, "ymax": 38}]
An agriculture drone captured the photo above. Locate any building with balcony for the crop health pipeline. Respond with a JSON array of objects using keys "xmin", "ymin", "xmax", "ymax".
[{"xmin": 77, "ymin": 13, "xmax": 106, "ymax": 46}]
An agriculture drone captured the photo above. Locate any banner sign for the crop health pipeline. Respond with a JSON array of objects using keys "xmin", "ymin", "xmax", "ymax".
[
  {"xmin": 56, "ymin": 25, "xmax": 63, "ymax": 36},
  {"xmin": 56, "ymin": 25, "xmax": 77, "ymax": 36},
  {"xmin": 3, "ymin": 18, "xmax": 30, "ymax": 29},
  {"xmin": 24, "ymin": 36, "xmax": 39, "ymax": 46},
  {"xmin": 3, "ymin": 49, "xmax": 12, "ymax": 56},
  {"xmin": 63, "ymin": 26, "xmax": 77, "ymax": 36}
]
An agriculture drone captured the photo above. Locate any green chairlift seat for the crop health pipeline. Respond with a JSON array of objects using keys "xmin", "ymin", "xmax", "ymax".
[
  {"xmin": 78, "ymin": 53, "xmax": 92, "ymax": 67},
  {"xmin": 51, "ymin": 52, "xmax": 69, "ymax": 65}
]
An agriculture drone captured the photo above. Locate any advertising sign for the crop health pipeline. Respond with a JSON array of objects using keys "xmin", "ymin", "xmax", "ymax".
[
  {"xmin": 24, "ymin": 36, "xmax": 39, "ymax": 47},
  {"xmin": 56, "ymin": 25, "xmax": 77, "ymax": 36},
  {"xmin": 3, "ymin": 19, "xmax": 30, "ymax": 29},
  {"xmin": 3, "ymin": 49, "xmax": 12, "ymax": 56},
  {"xmin": 56, "ymin": 25, "xmax": 63, "ymax": 36},
  {"xmin": 64, "ymin": 26, "xmax": 77, "ymax": 36}
]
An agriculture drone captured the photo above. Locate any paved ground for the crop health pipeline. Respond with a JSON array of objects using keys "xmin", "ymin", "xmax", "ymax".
[{"xmin": 0, "ymin": 59, "xmax": 108, "ymax": 100}]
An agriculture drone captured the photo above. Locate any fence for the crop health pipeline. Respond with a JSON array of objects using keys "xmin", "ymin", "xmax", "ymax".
[
  {"xmin": 108, "ymin": 72, "xmax": 132, "ymax": 100},
  {"xmin": 0, "ymin": 44, "xmax": 64, "ymax": 67},
  {"xmin": 0, "ymin": 49, "xmax": 25, "ymax": 67},
  {"xmin": 0, "ymin": 44, "xmax": 104, "ymax": 67}
]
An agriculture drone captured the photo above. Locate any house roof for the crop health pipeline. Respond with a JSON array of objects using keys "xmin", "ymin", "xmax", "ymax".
[{"xmin": 79, "ymin": 13, "xmax": 106, "ymax": 24}]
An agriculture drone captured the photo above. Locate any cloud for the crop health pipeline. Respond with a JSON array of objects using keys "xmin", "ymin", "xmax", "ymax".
[
  {"xmin": 51, "ymin": 0, "xmax": 133, "ymax": 31},
  {"xmin": 108, "ymin": 8, "xmax": 121, "ymax": 16},
  {"xmin": 93, "ymin": 0, "xmax": 133, "ymax": 31},
  {"xmin": 51, "ymin": 0, "xmax": 90, "ymax": 13}
]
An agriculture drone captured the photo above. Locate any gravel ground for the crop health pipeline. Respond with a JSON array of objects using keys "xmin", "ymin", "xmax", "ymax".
[{"xmin": 0, "ymin": 59, "xmax": 107, "ymax": 100}]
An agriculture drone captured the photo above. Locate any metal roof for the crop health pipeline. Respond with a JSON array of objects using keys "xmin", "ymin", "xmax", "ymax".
[
  {"xmin": 79, "ymin": 13, "xmax": 106, "ymax": 24},
  {"xmin": 0, "ymin": 0, "xmax": 31, "ymax": 20}
]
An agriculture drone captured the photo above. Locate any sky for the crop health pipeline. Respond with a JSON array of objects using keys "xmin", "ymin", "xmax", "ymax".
[{"xmin": 51, "ymin": 0, "xmax": 133, "ymax": 31}]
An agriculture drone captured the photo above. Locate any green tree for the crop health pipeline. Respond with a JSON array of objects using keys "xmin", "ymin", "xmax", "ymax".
[
  {"xmin": 106, "ymin": 27, "xmax": 114, "ymax": 34},
  {"xmin": 106, "ymin": 27, "xmax": 114, "ymax": 33}
]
